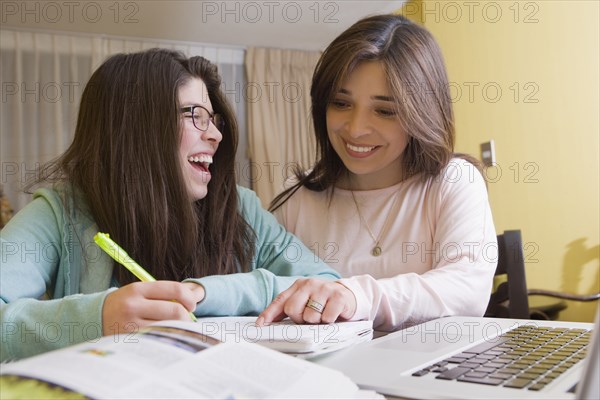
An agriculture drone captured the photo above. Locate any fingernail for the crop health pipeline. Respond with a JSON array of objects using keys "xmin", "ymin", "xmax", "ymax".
[{"xmin": 256, "ymin": 316, "xmax": 264, "ymax": 326}]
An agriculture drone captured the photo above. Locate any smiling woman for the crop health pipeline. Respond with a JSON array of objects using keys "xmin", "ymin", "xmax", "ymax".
[
  {"xmin": 178, "ymin": 79, "xmax": 223, "ymax": 201},
  {"xmin": 325, "ymin": 61, "xmax": 410, "ymax": 190},
  {"xmin": 261, "ymin": 14, "xmax": 497, "ymax": 331},
  {"xmin": 0, "ymin": 48, "xmax": 340, "ymax": 362}
]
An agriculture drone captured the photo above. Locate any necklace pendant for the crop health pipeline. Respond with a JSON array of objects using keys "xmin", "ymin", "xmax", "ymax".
[{"xmin": 371, "ymin": 246, "xmax": 382, "ymax": 257}]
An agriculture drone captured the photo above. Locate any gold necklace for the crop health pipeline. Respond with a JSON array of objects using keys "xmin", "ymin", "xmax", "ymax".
[{"xmin": 350, "ymin": 190, "xmax": 400, "ymax": 257}]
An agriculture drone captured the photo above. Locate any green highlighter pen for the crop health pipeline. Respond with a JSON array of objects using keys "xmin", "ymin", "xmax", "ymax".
[{"xmin": 94, "ymin": 232, "xmax": 197, "ymax": 322}]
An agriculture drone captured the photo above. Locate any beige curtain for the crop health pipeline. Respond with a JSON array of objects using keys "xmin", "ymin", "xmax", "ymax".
[{"xmin": 245, "ymin": 48, "xmax": 320, "ymax": 207}]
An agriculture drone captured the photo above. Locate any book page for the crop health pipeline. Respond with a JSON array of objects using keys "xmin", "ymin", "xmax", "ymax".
[
  {"xmin": 174, "ymin": 316, "xmax": 374, "ymax": 355},
  {"xmin": 0, "ymin": 325, "xmax": 216, "ymax": 398},
  {"xmin": 116, "ymin": 342, "xmax": 369, "ymax": 399}
]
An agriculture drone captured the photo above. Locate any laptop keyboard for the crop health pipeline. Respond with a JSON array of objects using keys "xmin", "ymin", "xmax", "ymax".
[{"xmin": 412, "ymin": 325, "xmax": 591, "ymax": 391}]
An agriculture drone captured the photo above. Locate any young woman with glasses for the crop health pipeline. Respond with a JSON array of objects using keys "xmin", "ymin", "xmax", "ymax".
[{"xmin": 0, "ymin": 48, "xmax": 340, "ymax": 361}]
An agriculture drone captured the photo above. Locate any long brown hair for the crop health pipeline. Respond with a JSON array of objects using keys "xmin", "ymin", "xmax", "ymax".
[
  {"xmin": 270, "ymin": 14, "xmax": 481, "ymax": 212},
  {"xmin": 31, "ymin": 48, "xmax": 254, "ymax": 284}
]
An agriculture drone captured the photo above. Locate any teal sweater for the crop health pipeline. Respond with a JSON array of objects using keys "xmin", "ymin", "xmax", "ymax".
[{"xmin": 0, "ymin": 186, "xmax": 339, "ymax": 361}]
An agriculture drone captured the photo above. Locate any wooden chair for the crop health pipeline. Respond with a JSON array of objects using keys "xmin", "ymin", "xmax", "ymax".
[{"xmin": 485, "ymin": 230, "xmax": 600, "ymax": 320}]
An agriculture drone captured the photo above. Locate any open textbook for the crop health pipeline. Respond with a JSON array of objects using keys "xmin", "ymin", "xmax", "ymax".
[{"xmin": 0, "ymin": 319, "xmax": 380, "ymax": 399}]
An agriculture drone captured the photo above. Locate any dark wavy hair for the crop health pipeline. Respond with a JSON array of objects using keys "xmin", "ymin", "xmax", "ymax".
[
  {"xmin": 270, "ymin": 14, "xmax": 481, "ymax": 211},
  {"xmin": 31, "ymin": 48, "xmax": 255, "ymax": 284}
]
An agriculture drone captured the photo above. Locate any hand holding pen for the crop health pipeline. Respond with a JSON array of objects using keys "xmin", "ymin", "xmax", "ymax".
[{"xmin": 94, "ymin": 233, "xmax": 204, "ymax": 335}]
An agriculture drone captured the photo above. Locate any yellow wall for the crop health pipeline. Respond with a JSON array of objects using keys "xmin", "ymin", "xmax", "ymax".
[{"xmin": 399, "ymin": 0, "xmax": 599, "ymax": 322}]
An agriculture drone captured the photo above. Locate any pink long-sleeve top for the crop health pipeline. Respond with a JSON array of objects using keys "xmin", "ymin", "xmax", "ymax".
[{"xmin": 273, "ymin": 158, "xmax": 498, "ymax": 331}]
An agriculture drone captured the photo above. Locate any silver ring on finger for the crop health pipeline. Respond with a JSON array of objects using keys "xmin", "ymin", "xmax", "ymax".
[{"xmin": 305, "ymin": 298, "xmax": 324, "ymax": 314}]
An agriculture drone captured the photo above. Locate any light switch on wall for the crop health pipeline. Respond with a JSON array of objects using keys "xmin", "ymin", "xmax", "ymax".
[{"xmin": 480, "ymin": 140, "xmax": 496, "ymax": 167}]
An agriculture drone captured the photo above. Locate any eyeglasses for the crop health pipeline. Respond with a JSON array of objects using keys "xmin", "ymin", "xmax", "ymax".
[{"xmin": 180, "ymin": 105, "xmax": 224, "ymax": 132}]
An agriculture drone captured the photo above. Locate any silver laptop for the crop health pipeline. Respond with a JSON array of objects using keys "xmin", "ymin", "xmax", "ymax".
[{"xmin": 313, "ymin": 311, "xmax": 599, "ymax": 399}]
